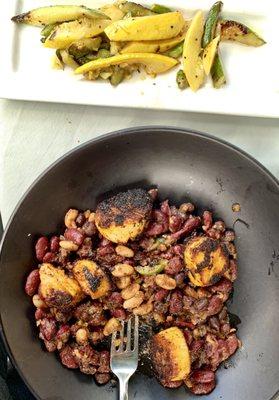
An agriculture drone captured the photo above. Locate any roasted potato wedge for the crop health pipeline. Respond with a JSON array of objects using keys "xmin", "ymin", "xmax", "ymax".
[
  {"xmin": 73, "ymin": 259, "xmax": 111, "ymax": 299},
  {"xmin": 39, "ymin": 263, "xmax": 83, "ymax": 310},
  {"xmin": 120, "ymin": 24, "xmax": 188, "ymax": 54},
  {"xmin": 94, "ymin": 189, "xmax": 153, "ymax": 244},
  {"xmin": 12, "ymin": 5, "xmax": 109, "ymax": 27},
  {"xmin": 75, "ymin": 52, "xmax": 178, "ymax": 76},
  {"xmin": 104, "ymin": 12, "xmax": 185, "ymax": 41},
  {"xmin": 151, "ymin": 327, "xmax": 191, "ymax": 382},
  {"xmin": 44, "ymin": 18, "xmax": 111, "ymax": 49},
  {"xmin": 184, "ymin": 236, "xmax": 229, "ymax": 287}
]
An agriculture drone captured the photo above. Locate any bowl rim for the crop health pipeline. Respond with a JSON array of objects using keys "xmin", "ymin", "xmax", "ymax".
[{"xmin": 0, "ymin": 125, "xmax": 279, "ymax": 400}]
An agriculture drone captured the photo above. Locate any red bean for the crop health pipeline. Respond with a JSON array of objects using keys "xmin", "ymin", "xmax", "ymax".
[
  {"xmin": 25, "ymin": 269, "xmax": 40, "ymax": 296},
  {"xmin": 170, "ymin": 217, "xmax": 201, "ymax": 240},
  {"xmin": 108, "ymin": 292, "xmax": 123, "ymax": 305},
  {"xmin": 60, "ymin": 345, "xmax": 79, "ymax": 369},
  {"xmin": 35, "ymin": 237, "xmax": 49, "ymax": 262},
  {"xmin": 173, "ymin": 244, "xmax": 184, "ymax": 256},
  {"xmin": 202, "ymin": 211, "xmax": 213, "ymax": 231},
  {"xmin": 183, "ymin": 329, "xmax": 193, "ymax": 346},
  {"xmin": 169, "ymin": 291, "xmax": 183, "ymax": 314},
  {"xmin": 50, "ymin": 236, "xmax": 60, "ymax": 253},
  {"xmin": 190, "ymin": 339, "xmax": 204, "ymax": 354},
  {"xmin": 210, "ymin": 278, "xmax": 232, "ymax": 294},
  {"xmin": 43, "ymin": 252, "xmax": 56, "ymax": 263},
  {"xmin": 35, "ymin": 308, "xmax": 48, "ymax": 320},
  {"xmin": 169, "ymin": 215, "xmax": 183, "ymax": 233},
  {"xmin": 190, "ymin": 381, "xmax": 216, "ymax": 395},
  {"xmin": 56, "ymin": 325, "xmax": 70, "ymax": 343},
  {"xmin": 76, "ymin": 213, "xmax": 86, "ymax": 227},
  {"xmin": 191, "ymin": 369, "xmax": 215, "ymax": 384},
  {"xmin": 160, "ymin": 200, "xmax": 171, "ymax": 216},
  {"xmin": 175, "ymin": 272, "xmax": 186, "ymax": 286},
  {"xmin": 95, "ymin": 373, "xmax": 110, "ymax": 385},
  {"xmin": 154, "ymin": 289, "xmax": 169, "ymax": 302},
  {"xmin": 194, "ymin": 298, "xmax": 209, "ymax": 311},
  {"xmin": 207, "ymin": 295, "xmax": 223, "ymax": 316},
  {"xmin": 64, "ymin": 228, "xmax": 85, "ymax": 246},
  {"xmin": 40, "ymin": 318, "xmax": 57, "ymax": 341},
  {"xmin": 165, "ymin": 257, "xmax": 183, "ymax": 275},
  {"xmin": 111, "ymin": 308, "xmax": 126, "ymax": 319}
]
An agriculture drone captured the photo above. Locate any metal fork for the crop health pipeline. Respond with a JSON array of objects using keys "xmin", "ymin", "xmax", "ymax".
[{"xmin": 110, "ymin": 315, "xmax": 139, "ymax": 400}]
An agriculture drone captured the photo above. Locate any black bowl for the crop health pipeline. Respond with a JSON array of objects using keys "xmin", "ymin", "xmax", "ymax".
[{"xmin": 0, "ymin": 127, "xmax": 278, "ymax": 400}]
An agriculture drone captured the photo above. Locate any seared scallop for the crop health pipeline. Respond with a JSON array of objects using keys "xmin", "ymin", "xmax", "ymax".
[
  {"xmin": 95, "ymin": 188, "xmax": 153, "ymax": 243},
  {"xmin": 73, "ymin": 259, "xmax": 111, "ymax": 299},
  {"xmin": 151, "ymin": 327, "xmax": 191, "ymax": 382},
  {"xmin": 39, "ymin": 263, "xmax": 83, "ymax": 310},
  {"xmin": 184, "ymin": 236, "xmax": 229, "ymax": 287}
]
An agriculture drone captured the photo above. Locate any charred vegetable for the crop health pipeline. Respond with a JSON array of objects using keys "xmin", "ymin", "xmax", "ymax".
[
  {"xmin": 211, "ymin": 53, "xmax": 226, "ymax": 88},
  {"xmin": 220, "ymin": 20, "xmax": 266, "ymax": 46},
  {"xmin": 151, "ymin": 327, "xmax": 191, "ymax": 382},
  {"xmin": 176, "ymin": 69, "xmax": 189, "ymax": 89},
  {"xmin": 136, "ymin": 259, "xmax": 168, "ymax": 275},
  {"xmin": 184, "ymin": 236, "xmax": 229, "ymax": 286},
  {"xmin": 11, "ymin": 5, "xmax": 109, "ymax": 26}
]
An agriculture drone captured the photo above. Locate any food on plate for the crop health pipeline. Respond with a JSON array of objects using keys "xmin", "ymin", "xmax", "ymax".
[
  {"xmin": 12, "ymin": 1, "xmax": 265, "ymax": 90},
  {"xmin": 11, "ymin": 5, "xmax": 109, "ymax": 26},
  {"xmin": 25, "ymin": 187, "xmax": 240, "ymax": 394},
  {"xmin": 151, "ymin": 327, "xmax": 191, "ymax": 382}
]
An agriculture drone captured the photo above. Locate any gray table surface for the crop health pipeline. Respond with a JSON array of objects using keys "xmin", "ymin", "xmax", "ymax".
[{"xmin": 0, "ymin": 99, "xmax": 278, "ymax": 400}]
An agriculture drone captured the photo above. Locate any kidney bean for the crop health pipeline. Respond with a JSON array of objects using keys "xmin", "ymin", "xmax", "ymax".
[
  {"xmin": 160, "ymin": 200, "xmax": 170, "ymax": 216},
  {"xmin": 207, "ymin": 295, "xmax": 223, "ymax": 316},
  {"xmin": 98, "ymin": 351, "xmax": 110, "ymax": 373},
  {"xmin": 169, "ymin": 215, "xmax": 183, "ymax": 233},
  {"xmin": 175, "ymin": 272, "xmax": 186, "ymax": 286},
  {"xmin": 35, "ymin": 237, "xmax": 49, "ymax": 262},
  {"xmin": 202, "ymin": 211, "xmax": 213, "ymax": 231},
  {"xmin": 229, "ymin": 259, "xmax": 238, "ymax": 281},
  {"xmin": 25, "ymin": 269, "xmax": 40, "ymax": 296},
  {"xmin": 145, "ymin": 223, "xmax": 166, "ymax": 236},
  {"xmin": 95, "ymin": 373, "xmax": 110, "ymax": 385},
  {"xmin": 108, "ymin": 292, "xmax": 123, "ymax": 306},
  {"xmin": 40, "ymin": 318, "xmax": 57, "ymax": 341},
  {"xmin": 64, "ymin": 228, "xmax": 85, "ymax": 246},
  {"xmin": 190, "ymin": 339, "xmax": 204, "ymax": 354},
  {"xmin": 50, "ymin": 236, "xmax": 60, "ymax": 253},
  {"xmin": 226, "ymin": 334, "xmax": 239, "ymax": 356},
  {"xmin": 56, "ymin": 325, "xmax": 70, "ymax": 343},
  {"xmin": 183, "ymin": 329, "xmax": 193, "ymax": 346},
  {"xmin": 175, "ymin": 320, "xmax": 195, "ymax": 329},
  {"xmin": 82, "ymin": 221, "xmax": 96, "ymax": 236},
  {"xmin": 44, "ymin": 340, "xmax": 57, "ymax": 353},
  {"xmin": 173, "ymin": 244, "xmax": 184, "ymax": 256},
  {"xmin": 146, "ymin": 210, "xmax": 169, "ymax": 236},
  {"xmin": 170, "ymin": 217, "xmax": 201, "ymax": 240},
  {"xmin": 218, "ymin": 307, "xmax": 227, "ymax": 322},
  {"xmin": 221, "ymin": 323, "xmax": 230, "ymax": 335},
  {"xmin": 210, "ymin": 278, "xmax": 232, "ymax": 294},
  {"xmin": 209, "ymin": 317, "xmax": 220, "ymax": 331},
  {"xmin": 165, "ymin": 257, "xmax": 183, "ymax": 275},
  {"xmin": 43, "ymin": 252, "xmax": 56, "ymax": 263},
  {"xmin": 191, "ymin": 369, "xmax": 215, "ymax": 384},
  {"xmin": 35, "ymin": 308, "xmax": 48, "ymax": 320},
  {"xmin": 190, "ymin": 381, "xmax": 216, "ymax": 395},
  {"xmin": 154, "ymin": 289, "xmax": 169, "ymax": 302},
  {"xmin": 60, "ymin": 345, "xmax": 79, "ymax": 369},
  {"xmin": 194, "ymin": 298, "xmax": 209, "ymax": 311},
  {"xmin": 76, "ymin": 213, "xmax": 86, "ymax": 227},
  {"xmin": 98, "ymin": 245, "xmax": 114, "ymax": 256},
  {"xmin": 169, "ymin": 291, "xmax": 183, "ymax": 314},
  {"xmin": 111, "ymin": 308, "xmax": 126, "ymax": 319},
  {"xmin": 207, "ymin": 228, "xmax": 221, "ymax": 240}
]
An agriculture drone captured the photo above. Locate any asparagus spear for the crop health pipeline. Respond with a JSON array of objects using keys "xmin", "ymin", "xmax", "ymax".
[
  {"xmin": 176, "ymin": 69, "xmax": 189, "ymax": 90},
  {"xmin": 151, "ymin": 4, "xmax": 172, "ymax": 14},
  {"xmin": 164, "ymin": 42, "xmax": 183, "ymax": 58}
]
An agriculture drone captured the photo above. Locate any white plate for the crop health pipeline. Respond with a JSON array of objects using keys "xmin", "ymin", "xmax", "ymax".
[{"xmin": 0, "ymin": 0, "xmax": 278, "ymax": 117}]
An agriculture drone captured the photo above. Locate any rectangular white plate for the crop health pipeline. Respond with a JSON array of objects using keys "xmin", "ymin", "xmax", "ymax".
[{"xmin": 0, "ymin": 0, "xmax": 278, "ymax": 117}]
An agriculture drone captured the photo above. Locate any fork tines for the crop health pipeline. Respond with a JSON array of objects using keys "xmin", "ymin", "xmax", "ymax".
[{"xmin": 111, "ymin": 315, "xmax": 139, "ymax": 354}]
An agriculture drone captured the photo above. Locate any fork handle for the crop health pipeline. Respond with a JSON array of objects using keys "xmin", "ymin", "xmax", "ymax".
[{"xmin": 119, "ymin": 377, "xmax": 129, "ymax": 400}]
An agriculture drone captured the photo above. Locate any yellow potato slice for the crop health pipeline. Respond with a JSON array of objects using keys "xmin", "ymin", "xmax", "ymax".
[
  {"xmin": 75, "ymin": 53, "xmax": 178, "ymax": 75},
  {"xmin": 151, "ymin": 327, "xmax": 191, "ymax": 382},
  {"xmin": 183, "ymin": 10, "xmax": 205, "ymax": 91},
  {"xmin": 120, "ymin": 24, "xmax": 188, "ymax": 54},
  {"xmin": 44, "ymin": 18, "xmax": 111, "ymax": 49},
  {"xmin": 203, "ymin": 35, "xmax": 220, "ymax": 75},
  {"xmin": 105, "ymin": 12, "xmax": 185, "ymax": 41}
]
